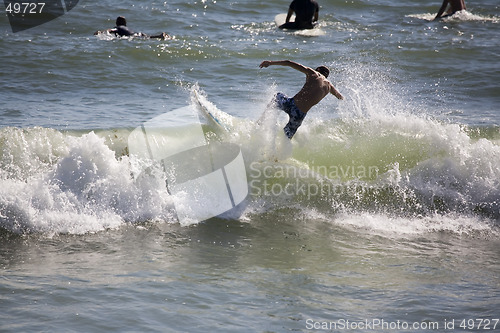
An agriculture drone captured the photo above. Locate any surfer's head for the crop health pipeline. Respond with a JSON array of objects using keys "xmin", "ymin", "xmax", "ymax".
[
  {"xmin": 116, "ymin": 16, "xmax": 127, "ymax": 27},
  {"xmin": 315, "ymin": 66, "xmax": 330, "ymax": 78}
]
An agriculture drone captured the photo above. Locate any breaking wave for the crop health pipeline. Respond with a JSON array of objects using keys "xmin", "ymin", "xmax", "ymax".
[{"xmin": 1, "ymin": 83, "xmax": 499, "ymax": 236}]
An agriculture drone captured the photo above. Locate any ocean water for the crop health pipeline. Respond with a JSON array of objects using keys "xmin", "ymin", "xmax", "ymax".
[{"xmin": 1, "ymin": 0, "xmax": 500, "ymax": 332}]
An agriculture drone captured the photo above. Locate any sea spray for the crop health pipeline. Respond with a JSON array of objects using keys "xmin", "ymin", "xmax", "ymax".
[
  {"xmin": 0, "ymin": 129, "xmax": 176, "ymax": 234},
  {"xmin": 244, "ymin": 88, "xmax": 293, "ymax": 163}
]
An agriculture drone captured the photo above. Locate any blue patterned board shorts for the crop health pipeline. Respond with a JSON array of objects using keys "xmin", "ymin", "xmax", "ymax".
[{"xmin": 274, "ymin": 92, "xmax": 307, "ymax": 139}]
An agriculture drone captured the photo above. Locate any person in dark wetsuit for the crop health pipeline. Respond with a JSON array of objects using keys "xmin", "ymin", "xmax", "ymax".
[
  {"xmin": 110, "ymin": 16, "xmax": 136, "ymax": 37},
  {"xmin": 259, "ymin": 60, "xmax": 343, "ymax": 139},
  {"xmin": 94, "ymin": 16, "xmax": 169, "ymax": 39},
  {"xmin": 279, "ymin": 0, "xmax": 319, "ymax": 30},
  {"xmin": 433, "ymin": 0, "xmax": 466, "ymax": 20}
]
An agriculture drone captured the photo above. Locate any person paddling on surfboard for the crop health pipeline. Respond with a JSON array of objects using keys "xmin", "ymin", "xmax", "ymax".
[
  {"xmin": 279, "ymin": 0, "xmax": 319, "ymax": 30},
  {"xmin": 94, "ymin": 16, "xmax": 169, "ymax": 40},
  {"xmin": 433, "ymin": 0, "xmax": 466, "ymax": 20},
  {"xmin": 259, "ymin": 60, "xmax": 343, "ymax": 139}
]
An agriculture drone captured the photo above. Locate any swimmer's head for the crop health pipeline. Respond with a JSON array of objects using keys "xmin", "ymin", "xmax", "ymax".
[
  {"xmin": 116, "ymin": 16, "xmax": 127, "ymax": 26},
  {"xmin": 315, "ymin": 66, "xmax": 330, "ymax": 78}
]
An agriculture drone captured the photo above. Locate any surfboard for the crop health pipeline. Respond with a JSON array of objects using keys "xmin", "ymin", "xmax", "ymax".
[
  {"xmin": 192, "ymin": 90, "xmax": 231, "ymax": 132},
  {"xmin": 274, "ymin": 13, "xmax": 325, "ymax": 36}
]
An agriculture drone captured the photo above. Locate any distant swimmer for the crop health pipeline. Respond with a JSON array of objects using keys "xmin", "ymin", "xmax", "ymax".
[
  {"xmin": 434, "ymin": 0, "xmax": 466, "ymax": 20},
  {"xmin": 94, "ymin": 16, "xmax": 169, "ymax": 39},
  {"xmin": 259, "ymin": 60, "xmax": 343, "ymax": 139},
  {"xmin": 279, "ymin": 0, "xmax": 319, "ymax": 30}
]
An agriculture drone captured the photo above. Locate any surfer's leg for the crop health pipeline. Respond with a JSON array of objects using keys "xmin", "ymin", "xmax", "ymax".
[
  {"xmin": 269, "ymin": 92, "xmax": 306, "ymax": 139},
  {"xmin": 279, "ymin": 22, "xmax": 299, "ymax": 30},
  {"xmin": 150, "ymin": 32, "xmax": 169, "ymax": 39},
  {"xmin": 283, "ymin": 122, "xmax": 296, "ymax": 139},
  {"xmin": 283, "ymin": 117, "xmax": 303, "ymax": 139},
  {"xmin": 279, "ymin": 21, "xmax": 314, "ymax": 30},
  {"xmin": 283, "ymin": 102, "xmax": 307, "ymax": 139}
]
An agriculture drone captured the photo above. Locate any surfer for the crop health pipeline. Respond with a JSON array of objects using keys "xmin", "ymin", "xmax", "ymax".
[
  {"xmin": 94, "ymin": 16, "xmax": 169, "ymax": 39},
  {"xmin": 259, "ymin": 60, "xmax": 343, "ymax": 139},
  {"xmin": 279, "ymin": 0, "xmax": 319, "ymax": 30},
  {"xmin": 434, "ymin": 0, "xmax": 466, "ymax": 20}
]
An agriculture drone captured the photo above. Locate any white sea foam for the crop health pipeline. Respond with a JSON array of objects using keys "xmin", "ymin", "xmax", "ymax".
[
  {"xmin": 407, "ymin": 11, "xmax": 499, "ymax": 22},
  {"xmin": 1, "ymin": 81, "xmax": 499, "ymax": 236},
  {"xmin": 0, "ymin": 130, "xmax": 176, "ymax": 235},
  {"xmin": 335, "ymin": 212, "xmax": 498, "ymax": 237}
]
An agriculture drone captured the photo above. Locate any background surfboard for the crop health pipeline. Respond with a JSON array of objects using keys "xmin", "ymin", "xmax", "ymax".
[{"xmin": 274, "ymin": 13, "xmax": 294, "ymax": 27}]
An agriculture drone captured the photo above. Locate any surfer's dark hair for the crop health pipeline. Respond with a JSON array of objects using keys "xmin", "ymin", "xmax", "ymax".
[
  {"xmin": 116, "ymin": 16, "xmax": 127, "ymax": 26},
  {"xmin": 315, "ymin": 66, "xmax": 330, "ymax": 78}
]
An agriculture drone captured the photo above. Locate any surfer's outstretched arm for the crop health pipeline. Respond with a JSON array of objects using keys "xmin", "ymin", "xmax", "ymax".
[
  {"xmin": 259, "ymin": 60, "xmax": 313, "ymax": 75},
  {"xmin": 329, "ymin": 83, "xmax": 344, "ymax": 100}
]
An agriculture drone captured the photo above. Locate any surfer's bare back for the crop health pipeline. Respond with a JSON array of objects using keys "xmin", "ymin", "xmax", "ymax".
[{"xmin": 259, "ymin": 60, "xmax": 343, "ymax": 139}]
